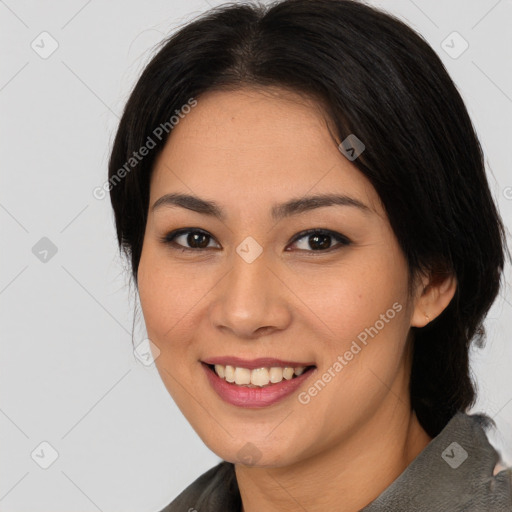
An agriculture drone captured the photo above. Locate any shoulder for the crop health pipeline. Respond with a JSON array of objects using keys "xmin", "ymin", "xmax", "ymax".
[{"xmin": 157, "ymin": 461, "xmax": 240, "ymax": 512}]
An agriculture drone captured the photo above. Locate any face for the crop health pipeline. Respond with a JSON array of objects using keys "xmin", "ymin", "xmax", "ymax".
[{"xmin": 137, "ymin": 87, "xmax": 423, "ymax": 467}]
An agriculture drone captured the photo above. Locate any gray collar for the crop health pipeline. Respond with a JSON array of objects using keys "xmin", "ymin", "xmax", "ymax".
[
  {"xmin": 161, "ymin": 413, "xmax": 512, "ymax": 511},
  {"xmin": 360, "ymin": 412, "xmax": 512, "ymax": 511}
]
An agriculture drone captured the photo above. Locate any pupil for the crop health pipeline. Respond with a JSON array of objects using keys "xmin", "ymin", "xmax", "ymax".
[
  {"xmin": 189, "ymin": 232, "xmax": 209, "ymax": 248},
  {"xmin": 310, "ymin": 234, "xmax": 330, "ymax": 250}
]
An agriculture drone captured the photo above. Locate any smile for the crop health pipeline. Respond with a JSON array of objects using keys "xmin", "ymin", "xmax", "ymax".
[
  {"xmin": 210, "ymin": 363, "xmax": 313, "ymax": 387},
  {"xmin": 201, "ymin": 361, "xmax": 317, "ymax": 408}
]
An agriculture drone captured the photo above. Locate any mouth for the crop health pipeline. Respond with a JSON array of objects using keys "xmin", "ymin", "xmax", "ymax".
[
  {"xmin": 203, "ymin": 362, "xmax": 316, "ymax": 388},
  {"xmin": 201, "ymin": 360, "xmax": 318, "ymax": 408}
]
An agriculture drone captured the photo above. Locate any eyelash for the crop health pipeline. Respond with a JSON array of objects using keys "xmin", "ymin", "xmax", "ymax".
[{"xmin": 159, "ymin": 228, "xmax": 351, "ymax": 254}]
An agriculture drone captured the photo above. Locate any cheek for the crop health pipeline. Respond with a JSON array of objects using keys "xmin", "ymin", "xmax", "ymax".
[
  {"xmin": 137, "ymin": 247, "xmax": 210, "ymax": 411},
  {"xmin": 137, "ymin": 245, "xmax": 216, "ymax": 358},
  {"xmin": 292, "ymin": 254, "xmax": 408, "ymax": 340},
  {"xmin": 288, "ymin": 250, "xmax": 412, "ymax": 399},
  {"xmin": 290, "ymin": 263, "xmax": 412, "ymax": 427},
  {"xmin": 137, "ymin": 247, "xmax": 183, "ymax": 347}
]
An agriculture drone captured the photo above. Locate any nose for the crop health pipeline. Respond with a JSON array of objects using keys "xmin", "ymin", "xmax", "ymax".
[{"xmin": 208, "ymin": 247, "xmax": 292, "ymax": 340}]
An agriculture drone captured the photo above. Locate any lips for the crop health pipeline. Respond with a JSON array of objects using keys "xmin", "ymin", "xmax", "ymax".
[
  {"xmin": 202, "ymin": 356, "xmax": 316, "ymax": 369},
  {"xmin": 201, "ymin": 360, "xmax": 317, "ymax": 408}
]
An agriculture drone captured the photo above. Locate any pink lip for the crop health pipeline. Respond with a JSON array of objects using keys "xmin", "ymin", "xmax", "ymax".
[
  {"xmin": 201, "ymin": 362, "xmax": 317, "ymax": 408},
  {"xmin": 202, "ymin": 356, "xmax": 315, "ymax": 370}
]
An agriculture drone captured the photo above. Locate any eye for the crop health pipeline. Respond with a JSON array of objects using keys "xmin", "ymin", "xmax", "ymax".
[
  {"xmin": 160, "ymin": 228, "xmax": 220, "ymax": 251},
  {"xmin": 287, "ymin": 229, "xmax": 351, "ymax": 252},
  {"xmin": 160, "ymin": 227, "xmax": 351, "ymax": 253}
]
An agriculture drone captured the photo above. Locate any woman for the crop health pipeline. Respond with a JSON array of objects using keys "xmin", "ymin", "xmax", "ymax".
[{"xmin": 107, "ymin": 0, "xmax": 512, "ymax": 510}]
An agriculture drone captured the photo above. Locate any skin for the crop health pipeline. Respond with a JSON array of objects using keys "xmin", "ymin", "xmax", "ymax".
[{"xmin": 137, "ymin": 87, "xmax": 457, "ymax": 512}]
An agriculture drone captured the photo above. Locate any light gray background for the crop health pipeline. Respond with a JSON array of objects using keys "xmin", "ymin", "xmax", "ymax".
[{"xmin": 1, "ymin": 0, "xmax": 511, "ymax": 510}]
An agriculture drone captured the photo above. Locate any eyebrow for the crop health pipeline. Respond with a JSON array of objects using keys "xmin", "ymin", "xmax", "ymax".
[{"xmin": 151, "ymin": 192, "xmax": 372, "ymax": 221}]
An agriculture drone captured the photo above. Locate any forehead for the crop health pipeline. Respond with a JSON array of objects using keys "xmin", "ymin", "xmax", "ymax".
[
  {"xmin": 159, "ymin": 87, "xmax": 334, "ymax": 155},
  {"xmin": 150, "ymin": 87, "xmax": 381, "ymax": 214}
]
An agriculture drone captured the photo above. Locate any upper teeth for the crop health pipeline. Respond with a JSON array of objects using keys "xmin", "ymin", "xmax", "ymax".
[{"xmin": 214, "ymin": 364, "xmax": 307, "ymax": 387}]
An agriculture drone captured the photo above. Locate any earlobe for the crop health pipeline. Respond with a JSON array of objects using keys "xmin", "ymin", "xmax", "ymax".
[{"xmin": 411, "ymin": 272, "xmax": 457, "ymax": 328}]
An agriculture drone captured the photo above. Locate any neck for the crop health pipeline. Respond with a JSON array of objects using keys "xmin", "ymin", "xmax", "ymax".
[{"xmin": 235, "ymin": 404, "xmax": 431, "ymax": 512}]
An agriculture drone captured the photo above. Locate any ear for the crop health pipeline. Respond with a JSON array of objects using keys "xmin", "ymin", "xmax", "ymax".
[{"xmin": 411, "ymin": 270, "xmax": 457, "ymax": 327}]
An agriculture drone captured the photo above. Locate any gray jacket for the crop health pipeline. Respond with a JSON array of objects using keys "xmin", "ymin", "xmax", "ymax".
[{"xmin": 159, "ymin": 412, "xmax": 512, "ymax": 511}]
